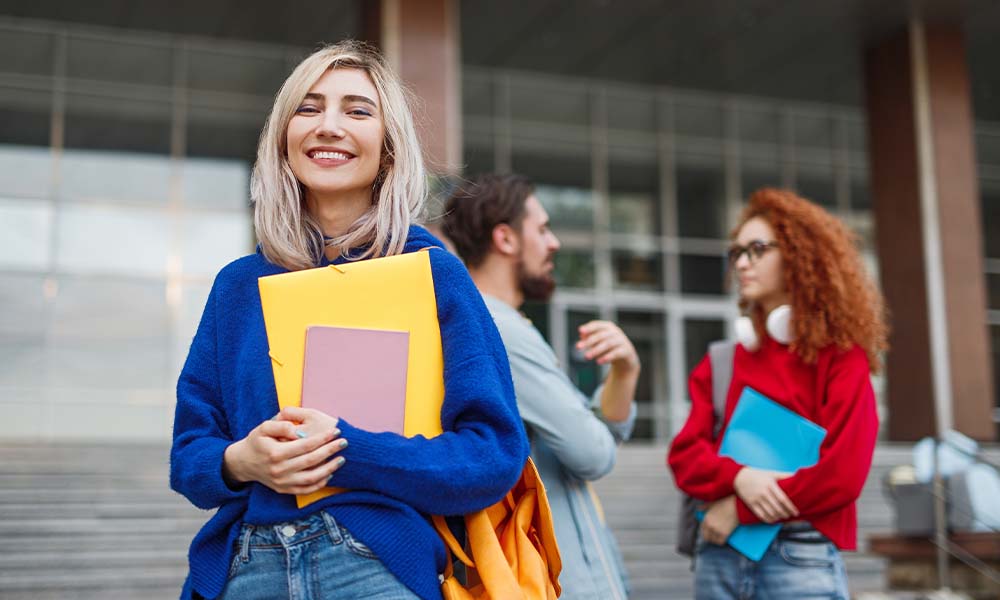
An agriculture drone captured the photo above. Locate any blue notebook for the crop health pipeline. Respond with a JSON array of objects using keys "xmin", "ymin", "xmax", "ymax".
[{"xmin": 715, "ymin": 386, "xmax": 827, "ymax": 561}]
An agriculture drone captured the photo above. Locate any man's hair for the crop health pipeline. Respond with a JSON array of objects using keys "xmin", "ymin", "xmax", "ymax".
[{"xmin": 442, "ymin": 173, "xmax": 535, "ymax": 268}]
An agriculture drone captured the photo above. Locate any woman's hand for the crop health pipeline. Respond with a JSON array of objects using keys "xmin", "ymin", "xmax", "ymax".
[
  {"xmin": 700, "ymin": 496, "xmax": 739, "ymax": 546},
  {"xmin": 222, "ymin": 409, "xmax": 347, "ymax": 495},
  {"xmin": 733, "ymin": 467, "xmax": 799, "ymax": 523}
]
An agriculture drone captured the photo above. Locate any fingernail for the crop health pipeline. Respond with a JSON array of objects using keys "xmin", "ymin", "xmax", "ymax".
[
  {"xmin": 295, "ymin": 429, "xmax": 307, "ymax": 439},
  {"xmin": 332, "ymin": 428, "xmax": 341, "ymax": 438},
  {"xmin": 339, "ymin": 439, "xmax": 348, "ymax": 448},
  {"xmin": 334, "ymin": 456, "xmax": 346, "ymax": 467}
]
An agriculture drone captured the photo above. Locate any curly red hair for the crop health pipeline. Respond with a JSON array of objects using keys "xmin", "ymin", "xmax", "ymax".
[{"xmin": 732, "ymin": 188, "xmax": 889, "ymax": 373}]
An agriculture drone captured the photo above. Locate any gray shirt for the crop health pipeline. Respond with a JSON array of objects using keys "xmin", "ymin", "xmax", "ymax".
[{"xmin": 483, "ymin": 294, "xmax": 634, "ymax": 600}]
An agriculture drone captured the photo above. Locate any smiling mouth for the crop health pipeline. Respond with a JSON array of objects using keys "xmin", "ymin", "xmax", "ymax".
[{"xmin": 308, "ymin": 150, "xmax": 355, "ymax": 161}]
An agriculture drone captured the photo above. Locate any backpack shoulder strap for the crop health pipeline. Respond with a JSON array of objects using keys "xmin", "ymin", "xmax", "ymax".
[{"xmin": 707, "ymin": 340, "xmax": 735, "ymax": 439}]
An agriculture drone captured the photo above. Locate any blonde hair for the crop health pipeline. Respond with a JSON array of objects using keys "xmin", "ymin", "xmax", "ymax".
[{"xmin": 251, "ymin": 40, "xmax": 426, "ymax": 270}]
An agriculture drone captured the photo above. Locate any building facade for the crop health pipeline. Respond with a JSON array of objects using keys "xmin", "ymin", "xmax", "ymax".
[{"xmin": 0, "ymin": 1, "xmax": 996, "ymax": 442}]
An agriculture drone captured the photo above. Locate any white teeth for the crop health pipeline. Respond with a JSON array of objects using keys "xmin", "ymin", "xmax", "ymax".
[{"xmin": 312, "ymin": 151, "xmax": 351, "ymax": 160}]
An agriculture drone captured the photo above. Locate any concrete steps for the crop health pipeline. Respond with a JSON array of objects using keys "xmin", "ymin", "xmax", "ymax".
[{"xmin": 1, "ymin": 441, "xmax": 995, "ymax": 599}]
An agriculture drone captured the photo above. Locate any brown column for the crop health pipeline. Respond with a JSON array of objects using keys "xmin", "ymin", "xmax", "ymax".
[
  {"xmin": 363, "ymin": 0, "xmax": 462, "ymax": 175},
  {"xmin": 865, "ymin": 23, "xmax": 996, "ymax": 441}
]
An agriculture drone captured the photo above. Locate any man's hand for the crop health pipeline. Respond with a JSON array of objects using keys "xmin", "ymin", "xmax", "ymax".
[
  {"xmin": 733, "ymin": 467, "xmax": 799, "ymax": 523},
  {"xmin": 579, "ymin": 321, "xmax": 640, "ymax": 422},
  {"xmin": 700, "ymin": 495, "xmax": 739, "ymax": 546},
  {"xmin": 577, "ymin": 321, "xmax": 640, "ymax": 374}
]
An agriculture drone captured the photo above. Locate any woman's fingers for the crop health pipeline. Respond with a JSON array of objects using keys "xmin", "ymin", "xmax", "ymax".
[
  {"xmin": 281, "ymin": 456, "xmax": 348, "ymax": 495},
  {"xmin": 283, "ymin": 434, "xmax": 348, "ymax": 475}
]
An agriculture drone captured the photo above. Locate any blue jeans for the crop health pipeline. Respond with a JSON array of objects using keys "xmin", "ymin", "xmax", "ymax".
[
  {"xmin": 694, "ymin": 532, "xmax": 849, "ymax": 599},
  {"xmin": 219, "ymin": 512, "xmax": 421, "ymax": 600}
]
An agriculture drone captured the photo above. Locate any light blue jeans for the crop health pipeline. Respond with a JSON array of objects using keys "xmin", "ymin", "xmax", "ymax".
[
  {"xmin": 694, "ymin": 531, "xmax": 849, "ymax": 599},
  {"xmin": 219, "ymin": 511, "xmax": 421, "ymax": 600}
]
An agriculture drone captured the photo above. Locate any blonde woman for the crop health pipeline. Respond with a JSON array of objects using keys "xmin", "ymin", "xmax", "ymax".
[{"xmin": 170, "ymin": 41, "xmax": 528, "ymax": 600}]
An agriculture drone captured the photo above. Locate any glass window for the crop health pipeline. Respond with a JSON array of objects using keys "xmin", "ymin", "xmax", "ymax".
[
  {"xmin": 846, "ymin": 118, "xmax": 867, "ymax": 155},
  {"xmin": 67, "ymin": 34, "xmax": 173, "ymax": 86},
  {"xmin": 617, "ymin": 310, "xmax": 667, "ymax": 441},
  {"xmin": 180, "ymin": 212, "xmax": 253, "ymax": 278},
  {"xmin": 567, "ymin": 308, "xmax": 602, "ymax": 397},
  {"xmin": 0, "ymin": 273, "xmax": 48, "ymax": 337},
  {"xmin": 554, "ymin": 249, "xmax": 595, "ymax": 289},
  {"xmin": 793, "ymin": 113, "xmax": 835, "ymax": 149},
  {"xmin": 55, "ymin": 204, "xmax": 170, "ymax": 278},
  {"xmin": 49, "ymin": 277, "xmax": 169, "ymax": 341},
  {"xmin": 60, "ymin": 149, "xmax": 171, "ymax": 206},
  {"xmin": 677, "ymin": 158, "xmax": 725, "ymax": 239},
  {"xmin": 674, "ymin": 100, "xmax": 724, "ymax": 139},
  {"xmin": 0, "ymin": 87, "xmax": 51, "ymax": 148},
  {"xmin": 976, "ymin": 131, "xmax": 1000, "ymax": 167},
  {"xmin": 186, "ymin": 103, "xmax": 266, "ymax": 163},
  {"xmin": 173, "ymin": 282, "xmax": 212, "ymax": 376},
  {"xmin": 514, "ymin": 149, "xmax": 591, "ymax": 188},
  {"xmin": 462, "ymin": 72, "xmax": 493, "ymax": 118},
  {"xmin": 983, "ymin": 188, "xmax": 1000, "ymax": 259},
  {"xmin": 796, "ymin": 165, "xmax": 838, "ymax": 211},
  {"xmin": 0, "ymin": 199, "xmax": 52, "ymax": 271},
  {"xmin": 609, "ymin": 159, "xmax": 659, "ymax": 236},
  {"xmin": 462, "ymin": 141, "xmax": 495, "ymax": 178},
  {"xmin": 0, "ymin": 27, "xmax": 53, "ymax": 76},
  {"xmin": 0, "ymin": 337, "xmax": 46, "ymax": 388},
  {"xmin": 533, "ymin": 184, "xmax": 594, "ymax": 233},
  {"xmin": 509, "ymin": 79, "xmax": 589, "ymax": 126},
  {"xmin": 993, "ymin": 325, "xmax": 1000, "ymax": 412},
  {"xmin": 182, "ymin": 157, "xmax": 250, "ymax": 211},
  {"xmin": 738, "ymin": 106, "xmax": 780, "ymax": 144},
  {"xmin": 521, "ymin": 302, "xmax": 550, "ymax": 343},
  {"xmin": 741, "ymin": 161, "xmax": 782, "ymax": 201},
  {"xmin": 0, "ymin": 144, "xmax": 53, "ymax": 199},
  {"xmin": 48, "ymin": 338, "xmax": 170, "ymax": 390},
  {"xmin": 607, "ymin": 91, "xmax": 656, "ymax": 132},
  {"xmin": 851, "ymin": 171, "xmax": 871, "ymax": 212},
  {"xmin": 612, "ymin": 250, "xmax": 663, "ymax": 291},
  {"xmin": 186, "ymin": 47, "xmax": 289, "ymax": 96},
  {"xmin": 684, "ymin": 318, "xmax": 726, "ymax": 375},
  {"xmin": 680, "ymin": 254, "xmax": 726, "ymax": 295},
  {"xmin": 64, "ymin": 92, "xmax": 171, "ymax": 155},
  {"xmin": 988, "ymin": 273, "xmax": 1000, "ymax": 311},
  {"xmin": 513, "ymin": 149, "xmax": 592, "ymax": 233}
]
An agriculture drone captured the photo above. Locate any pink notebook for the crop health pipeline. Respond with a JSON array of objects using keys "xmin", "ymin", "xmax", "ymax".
[{"xmin": 301, "ymin": 326, "xmax": 409, "ymax": 434}]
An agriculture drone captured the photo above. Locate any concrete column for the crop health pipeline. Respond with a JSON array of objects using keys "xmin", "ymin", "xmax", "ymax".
[
  {"xmin": 363, "ymin": 0, "xmax": 462, "ymax": 175},
  {"xmin": 865, "ymin": 23, "xmax": 995, "ymax": 441}
]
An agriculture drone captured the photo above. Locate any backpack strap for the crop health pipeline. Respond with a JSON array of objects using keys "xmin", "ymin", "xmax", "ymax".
[
  {"xmin": 431, "ymin": 514, "xmax": 475, "ymax": 568},
  {"xmin": 707, "ymin": 340, "xmax": 735, "ymax": 439}
]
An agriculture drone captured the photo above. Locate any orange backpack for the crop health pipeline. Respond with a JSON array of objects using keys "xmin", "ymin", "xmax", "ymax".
[{"xmin": 432, "ymin": 458, "xmax": 562, "ymax": 599}]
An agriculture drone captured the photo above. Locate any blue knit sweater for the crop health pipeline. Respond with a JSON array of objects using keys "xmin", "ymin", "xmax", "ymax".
[{"xmin": 170, "ymin": 226, "xmax": 529, "ymax": 600}]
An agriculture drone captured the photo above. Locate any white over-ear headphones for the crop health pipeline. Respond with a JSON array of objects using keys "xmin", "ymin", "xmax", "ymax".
[{"xmin": 734, "ymin": 304, "xmax": 794, "ymax": 351}]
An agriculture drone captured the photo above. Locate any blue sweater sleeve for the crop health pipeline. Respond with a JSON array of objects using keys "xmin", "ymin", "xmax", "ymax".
[
  {"xmin": 170, "ymin": 275, "xmax": 249, "ymax": 510},
  {"xmin": 328, "ymin": 249, "xmax": 529, "ymax": 515}
]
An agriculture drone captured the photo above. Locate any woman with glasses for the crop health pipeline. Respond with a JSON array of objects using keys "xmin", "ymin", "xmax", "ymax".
[
  {"xmin": 668, "ymin": 187, "xmax": 888, "ymax": 599},
  {"xmin": 170, "ymin": 40, "xmax": 528, "ymax": 600}
]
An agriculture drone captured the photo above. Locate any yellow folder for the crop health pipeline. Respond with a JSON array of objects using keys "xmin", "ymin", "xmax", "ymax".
[{"xmin": 258, "ymin": 249, "xmax": 445, "ymax": 508}]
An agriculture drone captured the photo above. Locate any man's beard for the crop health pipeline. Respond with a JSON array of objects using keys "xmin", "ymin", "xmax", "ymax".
[{"xmin": 517, "ymin": 256, "xmax": 556, "ymax": 302}]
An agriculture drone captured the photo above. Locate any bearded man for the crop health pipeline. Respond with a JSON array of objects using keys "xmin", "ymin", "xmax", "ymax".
[{"xmin": 442, "ymin": 173, "xmax": 638, "ymax": 600}]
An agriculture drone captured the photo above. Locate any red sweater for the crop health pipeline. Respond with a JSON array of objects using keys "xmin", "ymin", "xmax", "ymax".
[{"xmin": 667, "ymin": 338, "xmax": 878, "ymax": 550}]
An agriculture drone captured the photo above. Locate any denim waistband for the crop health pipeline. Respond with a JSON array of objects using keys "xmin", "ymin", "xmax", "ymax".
[
  {"xmin": 777, "ymin": 522, "xmax": 828, "ymax": 543},
  {"xmin": 239, "ymin": 512, "xmax": 344, "ymax": 552}
]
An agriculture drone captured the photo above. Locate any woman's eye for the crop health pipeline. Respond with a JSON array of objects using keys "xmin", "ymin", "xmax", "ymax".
[
  {"xmin": 348, "ymin": 108, "xmax": 373, "ymax": 117},
  {"xmin": 296, "ymin": 105, "xmax": 320, "ymax": 114}
]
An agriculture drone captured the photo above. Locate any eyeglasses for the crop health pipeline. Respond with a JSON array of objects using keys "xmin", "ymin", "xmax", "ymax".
[{"xmin": 727, "ymin": 240, "xmax": 779, "ymax": 265}]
